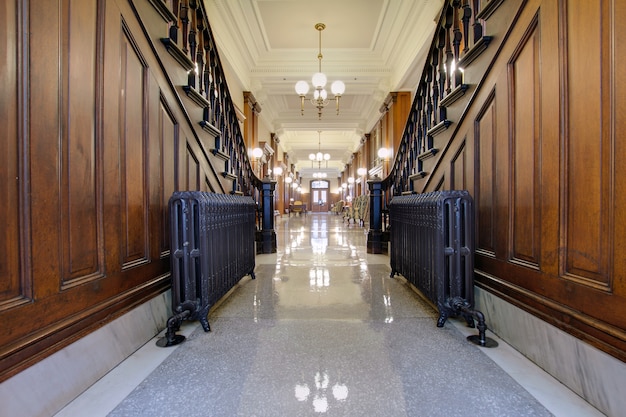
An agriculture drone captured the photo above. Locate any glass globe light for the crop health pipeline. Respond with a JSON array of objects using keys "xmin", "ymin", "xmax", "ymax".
[
  {"xmin": 295, "ymin": 80, "xmax": 310, "ymax": 96},
  {"xmin": 252, "ymin": 147, "xmax": 263, "ymax": 158},
  {"xmin": 331, "ymin": 80, "xmax": 345, "ymax": 95},
  {"xmin": 311, "ymin": 72, "xmax": 327, "ymax": 88}
]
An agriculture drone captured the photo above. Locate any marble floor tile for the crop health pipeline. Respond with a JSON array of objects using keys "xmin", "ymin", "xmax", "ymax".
[{"xmin": 56, "ymin": 213, "xmax": 604, "ymax": 417}]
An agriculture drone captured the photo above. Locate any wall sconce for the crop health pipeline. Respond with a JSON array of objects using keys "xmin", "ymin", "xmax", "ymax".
[
  {"xmin": 252, "ymin": 147, "xmax": 263, "ymax": 176},
  {"xmin": 377, "ymin": 147, "xmax": 390, "ymax": 160}
]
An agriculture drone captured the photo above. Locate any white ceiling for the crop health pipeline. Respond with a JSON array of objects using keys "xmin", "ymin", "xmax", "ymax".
[{"xmin": 204, "ymin": 0, "xmax": 443, "ymax": 177}]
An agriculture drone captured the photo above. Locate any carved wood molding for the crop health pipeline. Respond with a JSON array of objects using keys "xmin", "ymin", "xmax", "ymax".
[
  {"xmin": 160, "ymin": 38, "xmax": 194, "ymax": 71},
  {"xmin": 418, "ymin": 148, "xmax": 439, "ymax": 161},
  {"xmin": 146, "ymin": 0, "xmax": 177, "ymax": 23},
  {"xmin": 440, "ymin": 84, "xmax": 470, "ymax": 107},
  {"xmin": 458, "ymin": 36, "xmax": 493, "ymax": 68},
  {"xmin": 476, "ymin": 0, "xmax": 506, "ymax": 20},
  {"xmin": 182, "ymin": 85, "xmax": 210, "ymax": 108},
  {"xmin": 409, "ymin": 171, "xmax": 429, "ymax": 181},
  {"xmin": 427, "ymin": 120, "xmax": 451, "ymax": 137}
]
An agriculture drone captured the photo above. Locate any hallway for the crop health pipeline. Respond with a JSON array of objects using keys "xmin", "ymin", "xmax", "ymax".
[{"xmin": 56, "ymin": 213, "xmax": 603, "ymax": 417}]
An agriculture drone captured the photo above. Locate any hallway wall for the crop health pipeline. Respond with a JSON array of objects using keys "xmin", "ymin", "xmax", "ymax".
[
  {"xmin": 0, "ymin": 0, "xmax": 228, "ymax": 382},
  {"xmin": 412, "ymin": 0, "xmax": 626, "ymax": 414}
]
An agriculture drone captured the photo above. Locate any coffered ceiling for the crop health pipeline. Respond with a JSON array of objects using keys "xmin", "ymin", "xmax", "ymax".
[{"xmin": 204, "ymin": 0, "xmax": 443, "ymax": 177}]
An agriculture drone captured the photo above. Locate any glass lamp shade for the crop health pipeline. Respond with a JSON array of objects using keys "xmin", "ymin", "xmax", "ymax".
[
  {"xmin": 347, "ymin": 176, "xmax": 355, "ymax": 184},
  {"xmin": 285, "ymin": 177, "xmax": 293, "ymax": 184},
  {"xmin": 316, "ymin": 152, "xmax": 323, "ymax": 161},
  {"xmin": 252, "ymin": 147, "xmax": 263, "ymax": 158},
  {"xmin": 324, "ymin": 153, "xmax": 331, "ymax": 161},
  {"xmin": 357, "ymin": 167, "xmax": 367, "ymax": 176},
  {"xmin": 314, "ymin": 89, "xmax": 328, "ymax": 100},
  {"xmin": 378, "ymin": 147, "xmax": 389, "ymax": 159},
  {"xmin": 311, "ymin": 72, "xmax": 327, "ymax": 88},
  {"xmin": 309, "ymin": 153, "xmax": 316, "ymax": 160},
  {"xmin": 331, "ymin": 80, "xmax": 345, "ymax": 96},
  {"xmin": 273, "ymin": 167, "xmax": 283, "ymax": 176},
  {"xmin": 295, "ymin": 80, "xmax": 310, "ymax": 96}
]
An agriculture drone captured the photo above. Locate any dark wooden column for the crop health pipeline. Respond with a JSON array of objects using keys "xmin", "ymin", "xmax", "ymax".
[
  {"xmin": 366, "ymin": 176, "xmax": 385, "ymax": 254},
  {"xmin": 258, "ymin": 177, "xmax": 277, "ymax": 253}
]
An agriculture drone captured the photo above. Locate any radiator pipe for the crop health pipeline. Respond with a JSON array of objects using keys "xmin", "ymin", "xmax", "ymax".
[
  {"xmin": 449, "ymin": 297, "xmax": 498, "ymax": 348},
  {"xmin": 156, "ymin": 301, "xmax": 197, "ymax": 347}
]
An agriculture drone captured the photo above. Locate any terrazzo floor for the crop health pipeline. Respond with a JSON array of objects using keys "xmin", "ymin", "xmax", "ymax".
[{"xmin": 56, "ymin": 212, "xmax": 605, "ymax": 417}]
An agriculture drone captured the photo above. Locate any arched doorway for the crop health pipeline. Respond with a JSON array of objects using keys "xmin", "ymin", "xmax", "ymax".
[{"xmin": 310, "ymin": 180, "xmax": 330, "ymax": 212}]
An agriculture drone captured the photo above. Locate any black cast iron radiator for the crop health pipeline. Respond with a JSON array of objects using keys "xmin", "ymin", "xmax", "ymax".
[
  {"xmin": 389, "ymin": 190, "xmax": 496, "ymax": 347},
  {"xmin": 158, "ymin": 191, "xmax": 256, "ymax": 347}
]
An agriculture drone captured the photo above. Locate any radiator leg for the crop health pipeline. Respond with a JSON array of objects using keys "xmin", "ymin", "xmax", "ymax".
[
  {"xmin": 196, "ymin": 304, "xmax": 211, "ymax": 332},
  {"xmin": 436, "ymin": 312, "xmax": 448, "ymax": 328},
  {"xmin": 156, "ymin": 301, "xmax": 197, "ymax": 347}
]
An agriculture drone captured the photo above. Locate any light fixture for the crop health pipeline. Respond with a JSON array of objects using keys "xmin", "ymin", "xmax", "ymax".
[
  {"xmin": 252, "ymin": 147, "xmax": 264, "ymax": 176},
  {"xmin": 377, "ymin": 147, "xmax": 390, "ymax": 160},
  {"xmin": 273, "ymin": 166, "xmax": 283, "ymax": 176},
  {"xmin": 295, "ymin": 23, "xmax": 345, "ymax": 119},
  {"xmin": 309, "ymin": 131, "xmax": 330, "ymax": 178},
  {"xmin": 357, "ymin": 167, "xmax": 367, "ymax": 177}
]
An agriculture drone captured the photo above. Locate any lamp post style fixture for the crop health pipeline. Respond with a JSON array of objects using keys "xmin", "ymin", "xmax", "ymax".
[
  {"xmin": 295, "ymin": 23, "xmax": 345, "ymax": 119},
  {"xmin": 252, "ymin": 147, "xmax": 264, "ymax": 176},
  {"xmin": 310, "ymin": 131, "xmax": 331, "ymax": 178},
  {"xmin": 357, "ymin": 167, "xmax": 368, "ymax": 195}
]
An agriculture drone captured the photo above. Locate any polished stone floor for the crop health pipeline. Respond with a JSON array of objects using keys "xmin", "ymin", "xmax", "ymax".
[{"xmin": 56, "ymin": 213, "xmax": 604, "ymax": 417}]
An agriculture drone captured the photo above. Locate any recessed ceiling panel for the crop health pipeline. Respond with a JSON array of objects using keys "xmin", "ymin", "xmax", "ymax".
[{"xmin": 257, "ymin": 0, "xmax": 384, "ymax": 49}]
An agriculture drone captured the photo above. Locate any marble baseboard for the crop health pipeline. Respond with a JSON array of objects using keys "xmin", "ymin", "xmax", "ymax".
[
  {"xmin": 0, "ymin": 292, "xmax": 171, "ymax": 417},
  {"xmin": 475, "ymin": 288, "xmax": 624, "ymax": 417}
]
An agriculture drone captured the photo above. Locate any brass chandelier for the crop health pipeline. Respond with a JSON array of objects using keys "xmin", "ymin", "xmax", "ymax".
[
  {"xmin": 310, "ymin": 131, "xmax": 330, "ymax": 178},
  {"xmin": 295, "ymin": 23, "xmax": 345, "ymax": 119}
]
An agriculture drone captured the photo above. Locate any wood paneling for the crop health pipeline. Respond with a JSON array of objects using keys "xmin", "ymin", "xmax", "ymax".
[
  {"xmin": 509, "ymin": 16, "xmax": 540, "ymax": 268},
  {"xmin": 159, "ymin": 98, "xmax": 177, "ymax": 255},
  {"xmin": 0, "ymin": 0, "xmax": 223, "ymax": 380},
  {"xmin": 468, "ymin": 0, "xmax": 626, "ymax": 360},
  {"xmin": 475, "ymin": 92, "xmax": 497, "ymax": 256},
  {"xmin": 562, "ymin": 0, "xmax": 612, "ymax": 290},
  {"xmin": 187, "ymin": 145, "xmax": 200, "ymax": 191},
  {"xmin": 60, "ymin": 0, "xmax": 102, "ymax": 286},
  {"xmin": 0, "ymin": 0, "xmax": 27, "ymax": 305},
  {"xmin": 450, "ymin": 141, "xmax": 466, "ymax": 190},
  {"xmin": 120, "ymin": 25, "xmax": 149, "ymax": 269}
]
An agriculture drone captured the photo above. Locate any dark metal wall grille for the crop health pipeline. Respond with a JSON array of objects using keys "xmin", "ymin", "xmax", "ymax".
[
  {"xmin": 389, "ymin": 190, "xmax": 475, "ymax": 327},
  {"xmin": 163, "ymin": 192, "xmax": 256, "ymax": 345}
]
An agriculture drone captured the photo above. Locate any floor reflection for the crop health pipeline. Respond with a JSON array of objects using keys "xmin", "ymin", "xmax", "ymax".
[{"xmin": 294, "ymin": 370, "xmax": 349, "ymax": 413}]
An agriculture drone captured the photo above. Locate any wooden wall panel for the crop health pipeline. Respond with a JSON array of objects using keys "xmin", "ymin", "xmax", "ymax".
[
  {"xmin": 450, "ymin": 141, "xmax": 466, "ymax": 190},
  {"xmin": 475, "ymin": 93, "xmax": 497, "ymax": 256},
  {"xmin": 468, "ymin": 0, "xmax": 626, "ymax": 359},
  {"xmin": 509, "ymin": 18, "xmax": 541, "ymax": 268},
  {"xmin": 120, "ymin": 26, "xmax": 149, "ymax": 269},
  {"xmin": 0, "ymin": 0, "xmax": 26, "ymax": 304},
  {"xmin": 159, "ymin": 98, "xmax": 177, "ymax": 255},
  {"xmin": 187, "ymin": 145, "xmax": 200, "ymax": 191},
  {"xmin": 562, "ymin": 0, "xmax": 612, "ymax": 290},
  {"xmin": 60, "ymin": 0, "xmax": 102, "ymax": 286},
  {"xmin": 615, "ymin": 0, "xmax": 626, "ymax": 298}
]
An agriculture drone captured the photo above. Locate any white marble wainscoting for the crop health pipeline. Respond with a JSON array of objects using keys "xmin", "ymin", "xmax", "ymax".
[
  {"xmin": 475, "ymin": 288, "xmax": 625, "ymax": 417},
  {"xmin": 0, "ymin": 292, "xmax": 172, "ymax": 417}
]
